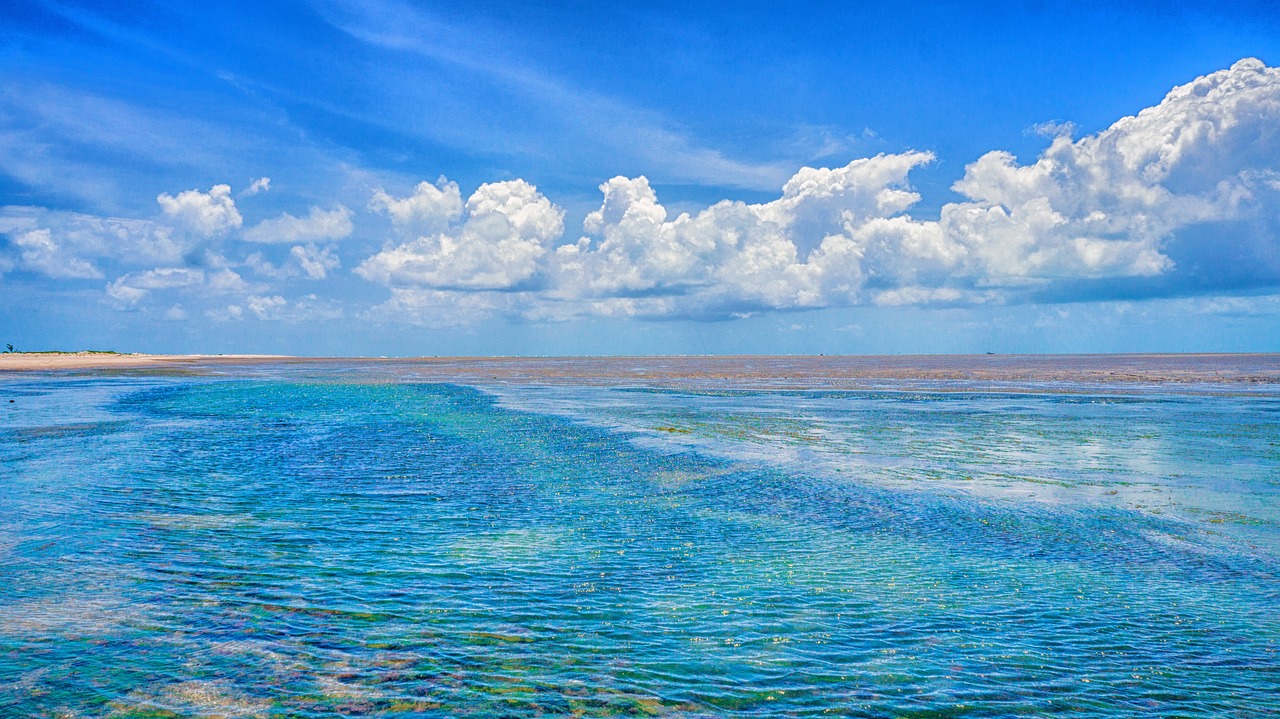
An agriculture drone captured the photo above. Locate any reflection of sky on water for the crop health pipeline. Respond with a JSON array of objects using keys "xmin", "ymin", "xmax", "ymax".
[{"xmin": 493, "ymin": 385, "xmax": 1280, "ymax": 552}]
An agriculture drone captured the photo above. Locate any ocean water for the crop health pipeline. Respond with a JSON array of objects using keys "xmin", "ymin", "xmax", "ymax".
[{"xmin": 1, "ymin": 368, "xmax": 1277, "ymax": 717}]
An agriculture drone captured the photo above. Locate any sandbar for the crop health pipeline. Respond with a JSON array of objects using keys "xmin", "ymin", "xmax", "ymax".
[{"xmin": 0, "ymin": 352, "xmax": 283, "ymax": 371}]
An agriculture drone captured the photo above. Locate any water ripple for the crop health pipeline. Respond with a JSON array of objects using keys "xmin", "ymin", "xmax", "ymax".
[{"xmin": 0, "ymin": 378, "xmax": 1276, "ymax": 716}]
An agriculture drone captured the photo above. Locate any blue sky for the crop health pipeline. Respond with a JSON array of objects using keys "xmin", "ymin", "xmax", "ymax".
[{"xmin": 2, "ymin": 1, "xmax": 1280, "ymax": 355}]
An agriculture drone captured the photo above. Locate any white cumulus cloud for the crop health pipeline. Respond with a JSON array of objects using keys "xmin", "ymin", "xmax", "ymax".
[
  {"xmin": 536, "ymin": 57, "xmax": 1280, "ymax": 318},
  {"xmin": 369, "ymin": 178, "xmax": 463, "ymax": 234},
  {"xmin": 8, "ymin": 228, "xmax": 103, "ymax": 279},
  {"xmin": 207, "ymin": 293, "xmax": 343, "ymax": 322},
  {"xmin": 105, "ymin": 266, "xmax": 258, "ymax": 307},
  {"xmin": 291, "ymin": 244, "xmax": 341, "ymax": 280},
  {"xmin": 156, "ymin": 183, "xmax": 243, "ymax": 236},
  {"xmin": 107, "ymin": 267, "xmax": 206, "ymax": 305},
  {"xmin": 0, "ymin": 207, "xmax": 188, "ymax": 279},
  {"xmin": 242, "ymin": 177, "xmax": 271, "ymax": 196},
  {"xmin": 358, "ymin": 179, "xmax": 564, "ymax": 290},
  {"xmin": 362, "ymin": 287, "xmax": 506, "ymax": 328},
  {"xmin": 938, "ymin": 57, "xmax": 1280, "ymax": 287},
  {"xmin": 547, "ymin": 152, "xmax": 945, "ymax": 316},
  {"xmin": 242, "ymin": 206, "xmax": 354, "ymax": 244},
  {"xmin": 13, "ymin": 58, "xmax": 1280, "ymax": 327}
]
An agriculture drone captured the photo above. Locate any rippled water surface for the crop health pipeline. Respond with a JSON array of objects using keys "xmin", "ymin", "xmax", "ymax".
[{"xmin": 1, "ymin": 369, "xmax": 1277, "ymax": 717}]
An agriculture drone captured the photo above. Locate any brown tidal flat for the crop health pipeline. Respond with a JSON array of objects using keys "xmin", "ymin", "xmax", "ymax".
[{"xmin": 2, "ymin": 352, "xmax": 1278, "ymax": 391}]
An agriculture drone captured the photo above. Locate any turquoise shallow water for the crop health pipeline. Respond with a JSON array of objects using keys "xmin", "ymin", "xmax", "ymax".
[{"xmin": 1, "ymin": 371, "xmax": 1277, "ymax": 717}]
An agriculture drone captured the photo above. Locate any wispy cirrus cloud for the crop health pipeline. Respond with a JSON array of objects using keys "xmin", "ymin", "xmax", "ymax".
[{"xmin": 317, "ymin": 0, "xmax": 795, "ymax": 191}]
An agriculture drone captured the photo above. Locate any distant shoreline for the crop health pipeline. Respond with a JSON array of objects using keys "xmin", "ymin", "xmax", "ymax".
[
  {"xmin": 2, "ymin": 352, "xmax": 1279, "ymax": 389},
  {"xmin": 0, "ymin": 352, "xmax": 286, "ymax": 371}
]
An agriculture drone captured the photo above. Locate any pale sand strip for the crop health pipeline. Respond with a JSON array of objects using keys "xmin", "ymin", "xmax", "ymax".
[{"xmin": 0, "ymin": 353, "xmax": 283, "ymax": 371}]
